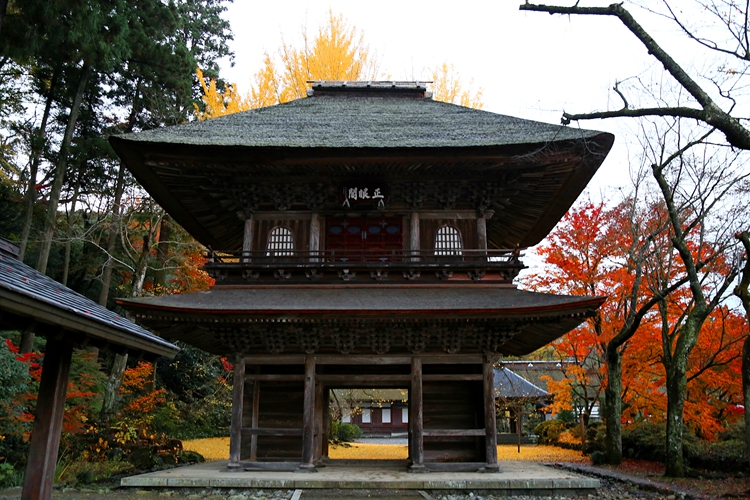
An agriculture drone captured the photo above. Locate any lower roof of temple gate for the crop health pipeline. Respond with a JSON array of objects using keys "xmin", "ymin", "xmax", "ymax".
[{"xmin": 118, "ymin": 287, "xmax": 604, "ymax": 357}]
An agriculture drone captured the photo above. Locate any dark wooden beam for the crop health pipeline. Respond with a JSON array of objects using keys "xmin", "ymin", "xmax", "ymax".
[
  {"xmin": 409, "ymin": 356, "xmax": 425, "ymax": 472},
  {"xmin": 317, "ymin": 355, "xmax": 412, "ymax": 365},
  {"xmin": 243, "ymin": 355, "xmax": 305, "ymax": 365},
  {"xmin": 317, "ymin": 374, "xmax": 410, "ymax": 383},
  {"xmin": 483, "ymin": 358, "xmax": 499, "ymax": 471},
  {"xmin": 238, "ymin": 354, "xmax": 485, "ymax": 365},
  {"xmin": 300, "ymin": 356, "xmax": 316, "ymax": 470},
  {"xmin": 245, "ymin": 374, "xmax": 305, "ymax": 381},
  {"xmin": 228, "ymin": 356, "xmax": 245, "ymax": 469},
  {"xmin": 314, "ymin": 379, "xmax": 324, "ymax": 464},
  {"xmin": 422, "ymin": 374, "xmax": 483, "ymax": 381},
  {"xmin": 423, "ymin": 429, "xmax": 485, "ymax": 437},
  {"xmin": 241, "ymin": 428, "xmax": 303, "ymax": 436},
  {"xmin": 250, "ymin": 380, "xmax": 260, "ymax": 460},
  {"xmin": 322, "ymin": 388, "xmax": 330, "ymax": 459},
  {"xmin": 22, "ymin": 336, "xmax": 73, "ymax": 500}
]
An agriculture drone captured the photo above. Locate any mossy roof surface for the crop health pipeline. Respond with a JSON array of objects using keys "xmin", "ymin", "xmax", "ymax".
[{"xmin": 119, "ymin": 95, "xmax": 602, "ymax": 149}]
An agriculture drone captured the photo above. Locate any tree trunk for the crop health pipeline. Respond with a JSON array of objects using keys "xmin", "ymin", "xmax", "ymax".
[
  {"xmin": 131, "ymin": 233, "xmax": 151, "ymax": 297},
  {"xmin": 99, "ymin": 352, "xmax": 128, "ymax": 423},
  {"xmin": 604, "ymin": 344, "xmax": 623, "ymax": 465},
  {"xmin": 61, "ymin": 173, "xmax": 82, "ymax": 286},
  {"xmin": 733, "ymin": 231, "xmax": 750, "ymax": 463},
  {"xmin": 154, "ymin": 215, "xmax": 172, "ymax": 290},
  {"xmin": 743, "ymin": 335, "xmax": 750, "ymax": 464},
  {"xmin": 0, "ymin": 0, "xmax": 8, "ymax": 34},
  {"xmin": 98, "ymin": 166, "xmax": 126, "ymax": 307},
  {"xmin": 99, "ymin": 234, "xmax": 151, "ymax": 424},
  {"xmin": 18, "ymin": 68, "xmax": 59, "ymax": 261},
  {"xmin": 35, "ymin": 64, "xmax": 90, "ymax": 275},
  {"xmin": 664, "ymin": 358, "xmax": 688, "ymax": 477}
]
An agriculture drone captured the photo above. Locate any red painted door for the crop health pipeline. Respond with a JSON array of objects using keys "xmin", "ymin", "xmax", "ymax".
[{"xmin": 325, "ymin": 217, "xmax": 402, "ymax": 260}]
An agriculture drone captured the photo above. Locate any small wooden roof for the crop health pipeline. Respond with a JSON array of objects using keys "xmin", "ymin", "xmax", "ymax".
[
  {"xmin": 0, "ymin": 252, "xmax": 178, "ymax": 360},
  {"xmin": 494, "ymin": 367, "xmax": 549, "ymax": 399}
]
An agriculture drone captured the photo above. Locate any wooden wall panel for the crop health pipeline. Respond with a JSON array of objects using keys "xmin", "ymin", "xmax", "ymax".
[
  {"xmin": 241, "ymin": 381, "xmax": 304, "ymax": 461},
  {"xmin": 423, "ymin": 380, "xmax": 482, "ymax": 462}
]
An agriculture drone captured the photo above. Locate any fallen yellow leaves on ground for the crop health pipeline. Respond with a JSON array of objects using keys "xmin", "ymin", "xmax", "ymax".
[
  {"xmin": 183, "ymin": 438, "xmax": 587, "ymax": 463},
  {"xmin": 329, "ymin": 442, "xmax": 408, "ymax": 460},
  {"xmin": 496, "ymin": 444, "xmax": 587, "ymax": 463},
  {"xmin": 183, "ymin": 437, "xmax": 230, "ymax": 462}
]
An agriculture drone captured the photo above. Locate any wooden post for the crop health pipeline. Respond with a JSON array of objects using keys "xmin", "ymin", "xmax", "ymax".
[
  {"xmin": 228, "ymin": 356, "xmax": 246, "ymax": 469},
  {"xmin": 250, "ymin": 379, "xmax": 260, "ymax": 460},
  {"xmin": 300, "ymin": 356, "xmax": 316, "ymax": 470},
  {"xmin": 483, "ymin": 358, "xmax": 499, "ymax": 471},
  {"xmin": 409, "ymin": 356, "xmax": 425, "ymax": 471},
  {"xmin": 314, "ymin": 378, "xmax": 324, "ymax": 464},
  {"xmin": 322, "ymin": 388, "xmax": 330, "ymax": 459},
  {"xmin": 410, "ymin": 212, "xmax": 420, "ymax": 261},
  {"xmin": 477, "ymin": 216, "xmax": 488, "ymax": 252},
  {"xmin": 242, "ymin": 215, "xmax": 254, "ymax": 262},
  {"xmin": 22, "ymin": 336, "xmax": 73, "ymax": 500},
  {"xmin": 310, "ymin": 212, "xmax": 320, "ymax": 261}
]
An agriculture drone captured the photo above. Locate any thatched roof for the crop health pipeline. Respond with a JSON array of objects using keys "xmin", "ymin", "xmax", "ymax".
[
  {"xmin": 109, "ymin": 83, "xmax": 614, "ymax": 251},
  {"xmin": 115, "ymin": 95, "xmax": 603, "ymax": 150}
]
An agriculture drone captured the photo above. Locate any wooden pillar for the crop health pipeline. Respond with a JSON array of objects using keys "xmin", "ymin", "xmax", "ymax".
[
  {"xmin": 242, "ymin": 215, "xmax": 254, "ymax": 262},
  {"xmin": 483, "ymin": 358, "xmax": 499, "ymax": 471},
  {"xmin": 314, "ymin": 378, "xmax": 324, "ymax": 464},
  {"xmin": 228, "ymin": 356, "xmax": 246, "ymax": 469},
  {"xmin": 477, "ymin": 216, "xmax": 488, "ymax": 251},
  {"xmin": 409, "ymin": 356, "xmax": 425, "ymax": 471},
  {"xmin": 300, "ymin": 356, "xmax": 316, "ymax": 469},
  {"xmin": 22, "ymin": 336, "xmax": 73, "ymax": 500},
  {"xmin": 250, "ymin": 379, "xmax": 260, "ymax": 460},
  {"xmin": 322, "ymin": 388, "xmax": 330, "ymax": 459},
  {"xmin": 310, "ymin": 212, "xmax": 320, "ymax": 261},
  {"xmin": 410, "ymin": 212, "xmax": 420, "ymax": 261}
]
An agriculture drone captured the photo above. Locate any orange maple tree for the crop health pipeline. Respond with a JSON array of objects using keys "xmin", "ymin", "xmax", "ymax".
[{"xmin": 528, "ymin": 197, "xmax": 747, "ymax": 456}]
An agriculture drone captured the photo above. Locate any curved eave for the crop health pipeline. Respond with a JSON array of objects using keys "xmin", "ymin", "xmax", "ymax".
[
  {"xmin": 110, "ymin": 133, "xmax": 614, "ymax": 251},
  {"xmin": 117, "ymin": 287, "xmax": 605, "ymax": 356},
  {"xmin": 0, "ymin": 289, "xmax": 179, "ymax": 359}
]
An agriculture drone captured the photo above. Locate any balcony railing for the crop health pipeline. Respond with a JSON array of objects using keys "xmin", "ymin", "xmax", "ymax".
[{"xmin": 204, "ymin": 249, "xmax": 525, "ymax": 284}]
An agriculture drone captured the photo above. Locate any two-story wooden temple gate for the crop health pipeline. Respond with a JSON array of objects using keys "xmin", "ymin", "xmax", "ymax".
[{"xmin": 113, "ymin": 81, "xmax": 614, "ymax": 472}]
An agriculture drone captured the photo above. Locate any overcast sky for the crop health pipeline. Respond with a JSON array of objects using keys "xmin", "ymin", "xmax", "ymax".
[{"xmin": 218, "ymin": 1, "xmax": 709, "ymax": 200}]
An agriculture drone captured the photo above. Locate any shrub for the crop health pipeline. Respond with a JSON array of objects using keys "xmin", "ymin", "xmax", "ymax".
[
  {"xmin": 687, "ymin": 439, "xmax": 747, "ymax": 473},
  {"xmin": 337, "ymin": 423, "xmax": 363, "ymax": 442},
  {"xmin": 621, "ymin": 421, "xmax": 700, "ymax": 463},
  {"xmin": 0, "ymin": 462, "xmax": 22, "ymax": 488},
  {"xmin": 57, "ymin": 457, "xmax": 134, "ymax": 485},
  {"xmin": 590, "ymin": 450, "xmax": 607, "ymax": 466},
  {"xmin": 534, "ymin": 419, "xmax": 573, "ymax": 445},
  {"xmin": 330, "ymin": 421, "xmax": 362, "ymax": 443}
]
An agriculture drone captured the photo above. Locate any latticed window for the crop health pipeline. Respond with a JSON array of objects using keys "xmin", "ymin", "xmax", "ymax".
[
  {"xmin": 266, "ymin": 227, "xmax": 294, "ymax": 256},
  {"xmin": 434, "ymin": 225, "xmax": 463, "ymax": 256}
]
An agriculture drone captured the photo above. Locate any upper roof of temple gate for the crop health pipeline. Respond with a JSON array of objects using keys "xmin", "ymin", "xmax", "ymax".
[{"xmin": 109, "ymin": 81, "xmax": 614, "ymax": 251}]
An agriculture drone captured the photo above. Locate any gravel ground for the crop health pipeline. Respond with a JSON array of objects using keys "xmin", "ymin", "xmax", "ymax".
[
  {"xmin": 0, "ymin": 476, "xmax": 702, "ymax": 500},
  {"xmin": 355, "ymin": 437, "xmax": 409, "ymax": 445}
]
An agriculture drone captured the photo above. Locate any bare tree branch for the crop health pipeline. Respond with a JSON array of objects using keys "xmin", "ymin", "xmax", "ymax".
[{"xmin": 519, "ymin": 2, "xmax": 750, "ymax": 149}]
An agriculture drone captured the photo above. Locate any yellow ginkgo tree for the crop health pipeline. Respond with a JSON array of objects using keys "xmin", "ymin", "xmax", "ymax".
[
  {"xmin": 195, "ymin": 11, "xmax": 483, "ymax": 121},
  {"xmin": 194, "ymin": 68, "xmax": 251, "ymax": 121}
]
